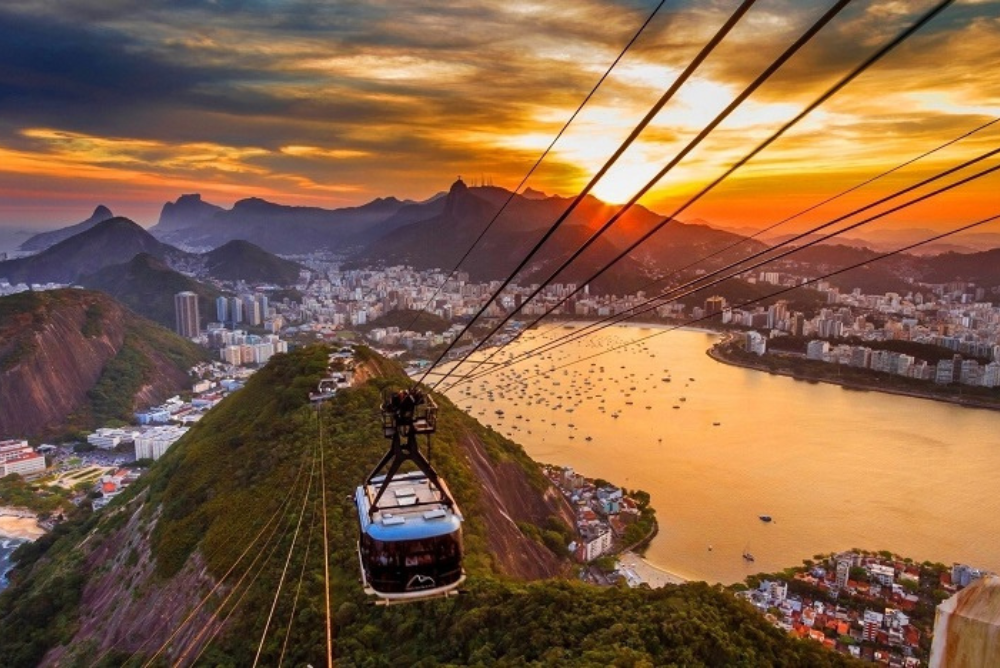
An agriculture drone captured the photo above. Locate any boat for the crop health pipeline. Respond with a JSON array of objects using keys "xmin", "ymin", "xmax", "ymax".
[
  {"xmin": 742, "ymin": 551, "xmax": 755, "ymax": 562},
  {"xmin": 759, "ymin": 515, "xmax": 772, "ymax": 523},
  {"xmin": 713, "ymin": 422, "xmax": 721, "ymax": 426}
]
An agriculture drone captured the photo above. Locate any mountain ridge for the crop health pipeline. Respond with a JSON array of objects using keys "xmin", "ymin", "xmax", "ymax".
[
  {"xmin": 18, "ymin": 205, "xmax": 114, "ymax": 252},
  {"xmin": 0, "ymin": 289, "xmax": 207, "ymax": 438},
  {"xmin": 0, "ymin": 217, "xmax": 189, "ymax": 285}
]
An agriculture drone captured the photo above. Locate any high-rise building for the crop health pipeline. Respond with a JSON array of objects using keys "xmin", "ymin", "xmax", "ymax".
[
  {"xmin": 229, "ymin": 296, "xmax": 244, "ymax": 324},
  {"xmin": 836, "ymin": 557, "xmax": 851, "ymax": 590},
  {"xmin": 704, "ymin": 295, "xmax": 725, "ymax": 316},
  {"xmin": 174, "ymin": 291, "xmax": 200, "ymax": 338},
  {"xmin": 244, "ymin": 296, "xmax": 262, "ymax": 326},
  {"xmin": 216, "ymin": 296, "xmax": 229, "ymax": 323}
]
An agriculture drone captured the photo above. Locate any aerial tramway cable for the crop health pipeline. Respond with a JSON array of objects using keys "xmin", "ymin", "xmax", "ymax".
[
  {"xmin": 399, "ymin": 0, "xmax": 669, "ymax": 335},
  {"xmin": 453, "ymin": 166, "xmax": 1000, "ymax": 397},
  {"xmin": 139, "ymin": 448, "xmax": 313, "ymax": 668},
  {"xmin": 277, "ymin": 478, "xmax": 319, "ymax": 667},
  {"xmin": 415, "ymin": 0, "xmax": 761, "ymax": 388},
  {"xmin": 438, "ymin": 0, "xmax": 956, "ymax": 389},
  {"xmin": 448, "ymin": 143, "xmax": 1000, "ymax": 387},
  {"xmin": 479, "ymin": 210, "xmax": 1000, "ymax": 393},
  {"xmin": 502, "ymin": 114, "xmax": 999, "ymax": 360},
  {"xmin": 318, "ymin": 403, "xmax": 334, "ymax": 667},
  {"xmin": 253, "ymin": 441, "xmax": 318, "ymax": 667}
]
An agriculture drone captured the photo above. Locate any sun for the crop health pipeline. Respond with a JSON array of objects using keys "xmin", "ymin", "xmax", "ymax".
[{"xmin": 590, "ymin": 159, "xmax": 666, "ymax": 205}]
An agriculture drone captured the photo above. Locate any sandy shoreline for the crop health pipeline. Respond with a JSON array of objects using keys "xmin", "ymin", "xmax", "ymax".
[
  {"xmin": 0, "ymin": 516, "xmax": 45, "ymax": 541},
  {"xmin": 617, "ymin": 551, "xmax": 687, "ymax": 588}
]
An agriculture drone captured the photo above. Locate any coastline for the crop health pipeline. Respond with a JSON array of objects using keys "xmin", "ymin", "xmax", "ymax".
[
  {"xmin": 0, "ymin": 516, "xmax": 45, "ymax": 541},
  {"xmin": 707, "ymin": 344, "xmax": 1000, "ymax": 413},
  {"xmin": 618, "ymin": 551, "xmax": 687, "ymax": 587}
]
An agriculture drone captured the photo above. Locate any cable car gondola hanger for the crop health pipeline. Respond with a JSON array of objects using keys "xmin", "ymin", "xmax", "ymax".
[{"xmin": 354, "ymin": 387, "xmax": 465, "ymax": 604}]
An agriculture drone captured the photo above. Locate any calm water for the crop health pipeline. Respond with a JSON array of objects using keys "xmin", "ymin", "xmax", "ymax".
[{"xmin": 443, "ymin": 325, "xmax": 1000, "ymax": 584}]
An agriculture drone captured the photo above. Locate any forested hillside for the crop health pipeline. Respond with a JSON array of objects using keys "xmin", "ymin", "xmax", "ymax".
[{"xmin": 0, "ymin": 346, "xmax": 855, "ymax": 666}]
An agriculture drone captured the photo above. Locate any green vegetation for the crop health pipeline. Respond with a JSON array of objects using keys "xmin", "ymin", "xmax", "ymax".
[
  {"xmin": 79, "ymin": 319, "xmax": 206, "ymax": 428},
  {"xmin": 85, "ymin": 334, "xmax": 152, "ymax": 424},
  {"xmin": 1, "ymin": 289, "xmax": 208, "ymax": 436},
  {"xmin": 81, "ymin": 302, "xmax": 104, "ymax": 338},
  {"xmin": 0, "ymin": 475, "xmax": 72, "ymax": 514},
  {"xmin": 0, "ymin": 347, "xmax": 859, "ymax": 667},
  {"xmin": 361, "ymin": 308, "xmax": 451, "ymax": 334},
  {"xmin": 204, "ymin": 239, "xmax": 304, "ymax": 285},
  {"xmin": 80, "ymin": 252, "xmax": 223, "ymax": 330},
  {"xmin": 0, "ymin": 505, "xmax": 96, "ymax": 667}
]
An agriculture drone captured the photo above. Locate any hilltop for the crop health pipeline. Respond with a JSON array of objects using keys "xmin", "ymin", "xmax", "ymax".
[
  {"xmin": 0, "ymin": 346, "xmax": 852, "ymax": 666},
  {"xmin": 0, "ymin": 289, "xmax": 208, "ymax": 438},
  {"xmin": 203, "ymin": 239, "xmax": 304, "ymax": 285},
  {"xmin": 80, "ymin": 253, "xmax": 222, "ymax": 330},
  {"xmin": 18, "ymin": 205, "xmax": 114, "ymax": 252},
  {"xmin": 0, "ymin": 217, "xmax": 189, "ymax": 285}
]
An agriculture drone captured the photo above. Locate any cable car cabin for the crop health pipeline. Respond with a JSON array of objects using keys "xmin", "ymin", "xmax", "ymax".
[{"xmin": 356, "ymin": 471, "xmax": 465, "ymax": 602}]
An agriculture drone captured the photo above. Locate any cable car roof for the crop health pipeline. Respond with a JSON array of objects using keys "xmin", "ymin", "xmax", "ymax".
[{"xmin": 356, "ymin": 471, "xmax": 462, "ymax": 541}]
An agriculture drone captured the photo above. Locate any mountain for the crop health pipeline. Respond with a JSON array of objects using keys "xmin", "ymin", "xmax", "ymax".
[
  {"xmin": 18, "ymin": 205, "xmax": 114, "ymax": 252},
  {"xmin": 0, "ymin": 347, "xmax": 848, "ymax": 667},
  {"xmin": 154, "ymin": 194, "xmax": 224, "ymax": 233},
  {"xmin": 0, "ymin": 217, "xmax": 189, "ymax": 285},
  {"xmin": 351, "ymin": 180, "xmax": 760, "ymax": 295},
  {"xmin": 203, "ymin": 239, "xmax": 304, "ymax": 284},
  {"xmin": 149, "ymin": 194, "xmax": 417, "ymax": 252},
  {"xmin": 80, "ymin": 253, "xmax": 223, "ymax": 330},
  {"xmin": 0, "ymin": 289, "xmax": 208, "ymax": 438},
  {"xmin": 918, "ymin": 247, "xmax": 1000, "ymax": 288}
]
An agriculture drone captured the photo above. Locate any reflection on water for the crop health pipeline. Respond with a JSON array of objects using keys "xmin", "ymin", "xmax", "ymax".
[{"xmin": 443, "ymin": 325, "xmax": 1000, "ymax": 584}]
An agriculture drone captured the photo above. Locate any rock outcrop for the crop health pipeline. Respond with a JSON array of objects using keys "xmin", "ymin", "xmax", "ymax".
[{"xmin": 0, "ymin": 290, "xmax": 204, "ymax": 437}]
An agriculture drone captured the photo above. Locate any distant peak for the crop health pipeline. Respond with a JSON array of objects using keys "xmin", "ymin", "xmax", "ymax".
[
  {"xmin": 92, "ymin": 204, "xmax": 113, "ymax": 219},
  {"xmin": 233, "ymin": 197, "xmax": 275, "ymax": 211},
  {"xmin": 520, "ymin": 187, "xmax": 548, "ymax": 201},
  {"xmin": 176, "ymin": 194, "xmax": 203, "ymax": 203},
  {"xmin": 449, "ymin": 178, "xmax": 468, "ymax": 195}
]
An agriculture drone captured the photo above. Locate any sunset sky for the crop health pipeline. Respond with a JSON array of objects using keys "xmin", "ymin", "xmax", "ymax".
[{"xmin": 1, "ymin": 0, "xmax": 998, "ymax": 234}]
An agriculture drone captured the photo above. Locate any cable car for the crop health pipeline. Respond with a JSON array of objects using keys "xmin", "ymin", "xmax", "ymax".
[{"xmin": 355, "ymin": 388, "xmax": 465, "ymax": 603}]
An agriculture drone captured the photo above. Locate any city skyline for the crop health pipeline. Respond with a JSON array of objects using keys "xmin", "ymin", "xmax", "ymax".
[{"xmin": 1, "ymin": 0, "xmax": 998, "ymax": 233}]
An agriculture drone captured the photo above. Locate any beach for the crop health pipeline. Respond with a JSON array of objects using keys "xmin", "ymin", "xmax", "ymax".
[
  {"xmin": 617, "ymin": 551, "xmax": 687, "ymax": 588},
  {"xmin": 0, "ymin": 516, "xmax": 45, "ymax": 541}
]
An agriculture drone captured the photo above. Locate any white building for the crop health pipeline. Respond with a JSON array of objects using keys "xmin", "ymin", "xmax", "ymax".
[
  {"xmin": 134, "ymin": 426, "xmax": 188, "ymax": 461},
  {"xmin": 806, "ymin": 339, "xmax": 830, "ymax": 360},
  {"xmin": 745, "ymin": 331, "xmax": 767, "ymax": 356},
  {"xmin": 87, "ymin": 428, "xmax": 138, "ymax": 450},
  {"xmin": 869, "ymin": 563, "xmax": 896, "ymax": 586},
  {"xmin": 1, "ymin": 451, "xmax": 46, "ymax": 477},
  {"xmin": 0, "ymin": 439, "xmax": 32, "ymax": 463},
  {"xmin": 580, "ymin": 528, "xmax": 613, "ymax": 562},
  {"xmin": 0, "ymin": 440, "xmax": 45, "ymax": 476}
]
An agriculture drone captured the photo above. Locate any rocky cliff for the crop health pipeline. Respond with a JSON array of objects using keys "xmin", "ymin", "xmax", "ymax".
[{"xmin": 0, "ymin": 290, "xmax": 206, "ymax": 438}]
